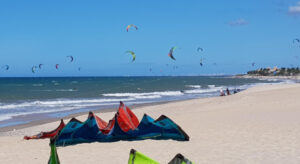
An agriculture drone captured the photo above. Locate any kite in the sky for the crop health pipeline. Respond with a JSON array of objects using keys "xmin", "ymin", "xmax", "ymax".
[
  {"xmin": 78, "ymin": 67, "xmax": 81, "ymax": 71},
  {"xmin": 197, "ymin": 47, "xmax": 203, "ymax": 52},
  {"xmin": 126, "ymin": 24, "xmax": 138, "ymax": 32},
  {"xmin": 293, "ymin": 38, "xmax": 300, "ymax": 44},
  {"xmin": 2, "ymin": 65, "xmax": 9, "ymax": 70},
  {"xmin": 39, "ymin": 64, "xmax": 43, "ymax": 69},
  {"xmin": 125, "ymin": 51, "xmax": 136, "ymax": 62},
  {"xmin": 55, "ymin": 64, "xmax": 59, "ymax": 70},
  {"xmin": 67, "ymin": 56, "xmax": 74, "ymax": 62},
  {"xmin": 251, "ymin": 62, "xmax": 255, "ymax": 67},
  {"xmin": 32, "ymin": 66, "xmax": 37, "ymax": 73},
  {"xmin": 168, "ymin": 47, "xmax": 176, "ymax": 60}
]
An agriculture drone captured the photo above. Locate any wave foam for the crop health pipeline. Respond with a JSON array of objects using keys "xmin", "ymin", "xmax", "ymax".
[
  {"xmin": 102, "ymin": 91, "xmax": 184, "ymax": 98},
  {"xmin": 185, "ymin": 85, "xmax": 201, "ymax": 88}
]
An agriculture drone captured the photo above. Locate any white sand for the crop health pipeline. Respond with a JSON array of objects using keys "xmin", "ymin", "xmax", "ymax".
[{"xmin": 1, "ymin": 83, "xmax": 300, "ymax": 164}]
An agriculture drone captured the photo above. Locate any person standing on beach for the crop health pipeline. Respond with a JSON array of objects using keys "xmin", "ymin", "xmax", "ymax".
[
  {"xmin": 226, "ymin": 88, "xmax": 231, "ymax": 95},
  {"xmin": 220, "ymin": 89, "xmax": 225, "ymax": 96}
]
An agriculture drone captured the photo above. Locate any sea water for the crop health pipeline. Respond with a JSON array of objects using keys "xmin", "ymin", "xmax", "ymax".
[{"xmin": 0, "ymin": 76, "xmax": 293, "ymax": 128}]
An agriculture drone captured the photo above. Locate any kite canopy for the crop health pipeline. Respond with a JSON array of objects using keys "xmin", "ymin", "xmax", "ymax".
[
  {"xmin": 197, "ymin": 47, "xmax": 203, "ymax": 52},
  {"xmin": 67, "ymin": 56, "xmax": 74, "ymax": 62},
  {"xmin": 168, "ymin": 47, "xmax": 176, "ymax": 60},
  {"xmin": 126, "ymin": 24, "xmax": 138, "ymax": 32},
  {"xmin": 48, "ymin": 137, "xmax": 60, "ymax": 164},
  {"xmin": 39, "ymin": 64, "xmax": 43, "ymax": 69},
  {"xmin": 38, "ymin": 102, "xmax": 189, "ymax": 146},
  {"xmin": 55, "ymin": 64, "xmax": 59, "ymax": 70},
  {"xmin": 24, "ymin": 102, "xmax": 189, "ymax": 146},
  {"xmin": 128, "ymin": 149, "xmax": 159, "ymax": 164},
  {"xmin": 2, "ymin": 65, "xmax": 9, "ymax": 70},
  {"xmin": 128, "ymin": 149, "xmax": 194, "ymax": 164},
  {"xmin": 293, "ymin": 38, "xmax": 300, "ymax": 44},
  {"xmin": 32, "ymin": 66, "xmax": 38, "ymax": 73},
  {"xmin": 47, "ymin": 146, "xmax": 193, "ymax": 163},
  {"xmin": 126, "ymin": 51, "xmax": 136, "ymax": 62},
  {"xmin": 168, "ymin": 153, "xmax": 194, "ymax": 164},
  {"xmin": 24, "ymin": 119, "xmax": 65, "ymax": 140}
]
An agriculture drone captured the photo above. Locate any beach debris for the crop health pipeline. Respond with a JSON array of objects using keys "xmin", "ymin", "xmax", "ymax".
[
  {"xmin": 39, "ymin": 64, "xmax": 43, "ymax": 69},
  {"xmin": 55, "ymin": 64, "xmax": 59, "ymax": 70},
  {"xmin": 2, "ymin": 65, "xmax": 9, "ymax": 70},
  {"xmin": 126, "ymin": 24, "xmax": 138, "ymax": 32},
  {"xmin": 32, "ymin": 66, "xmax": 38, "ymax": 73},
  {"xmin": 67, "ymin": 56, "xmax": 74, "ymax": 62},
  {"xmin": 125, "ymin": 51, "xmax": 136, "ymax": 62},
  {"xmin": 168, "ymin": 47, "xmax": 176, "ymax": 60}
]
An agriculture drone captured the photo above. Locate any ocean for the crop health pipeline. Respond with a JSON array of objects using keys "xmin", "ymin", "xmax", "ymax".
[{"xmin": 0, "ymin": 76, "xmax": 293, "ymax": 128}]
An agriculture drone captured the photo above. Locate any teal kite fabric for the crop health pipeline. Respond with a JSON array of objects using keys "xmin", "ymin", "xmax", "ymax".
[{"xmin": 55, "ymin": 102, "xmax": 189, "ymax": 146}]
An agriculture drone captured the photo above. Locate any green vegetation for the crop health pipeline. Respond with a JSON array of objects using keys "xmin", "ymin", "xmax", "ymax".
[{"xmin": 247, "ymin": 67, "xmax": 300, "ymax": 76}]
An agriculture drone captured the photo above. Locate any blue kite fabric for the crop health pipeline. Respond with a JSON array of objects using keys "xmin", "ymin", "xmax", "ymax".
[{"xmin": 56, "ymin": 107, "xmax": 189, "ymax": 146}]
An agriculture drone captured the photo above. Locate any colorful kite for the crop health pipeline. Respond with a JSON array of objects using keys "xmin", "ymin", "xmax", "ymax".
[
  {"xmin": 168, "ymin": 47, "xmax": 176, "ymax": 60},
  {"xmin": 126, "ymin": 24, "xmax": 138, "ymax": 32},
  {"xmin": 126, "ymin": 51, "xmax": 136, "ymax": 62}
]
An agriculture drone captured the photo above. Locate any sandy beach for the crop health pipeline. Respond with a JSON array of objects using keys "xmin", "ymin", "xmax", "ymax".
[{"xmin": 1, "ymin": 83, "xmax": 300, "ymax": 164}]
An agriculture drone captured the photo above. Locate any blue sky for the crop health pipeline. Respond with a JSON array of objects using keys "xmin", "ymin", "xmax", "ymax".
[{"xmin": 0, "ymin": 0, "xmax": 300, "ymax": 77}]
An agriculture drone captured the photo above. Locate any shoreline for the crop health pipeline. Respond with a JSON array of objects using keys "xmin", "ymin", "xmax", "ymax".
[
  {"xmin": 0, "ymin": 77, "xmax": 295, "ymax": 133},
  {"xmin": 0, "ymin": 76, "xmax": 282, "ymax": 131}
]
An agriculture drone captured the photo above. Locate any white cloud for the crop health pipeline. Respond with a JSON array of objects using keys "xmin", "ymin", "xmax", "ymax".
[
  {"xmin": 228, "ymin": 19, "xmax": 249, "ymax": 26},
  {"xmin": 289, "ymin": 1, "xmax": 300, "ymax": 15}
]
